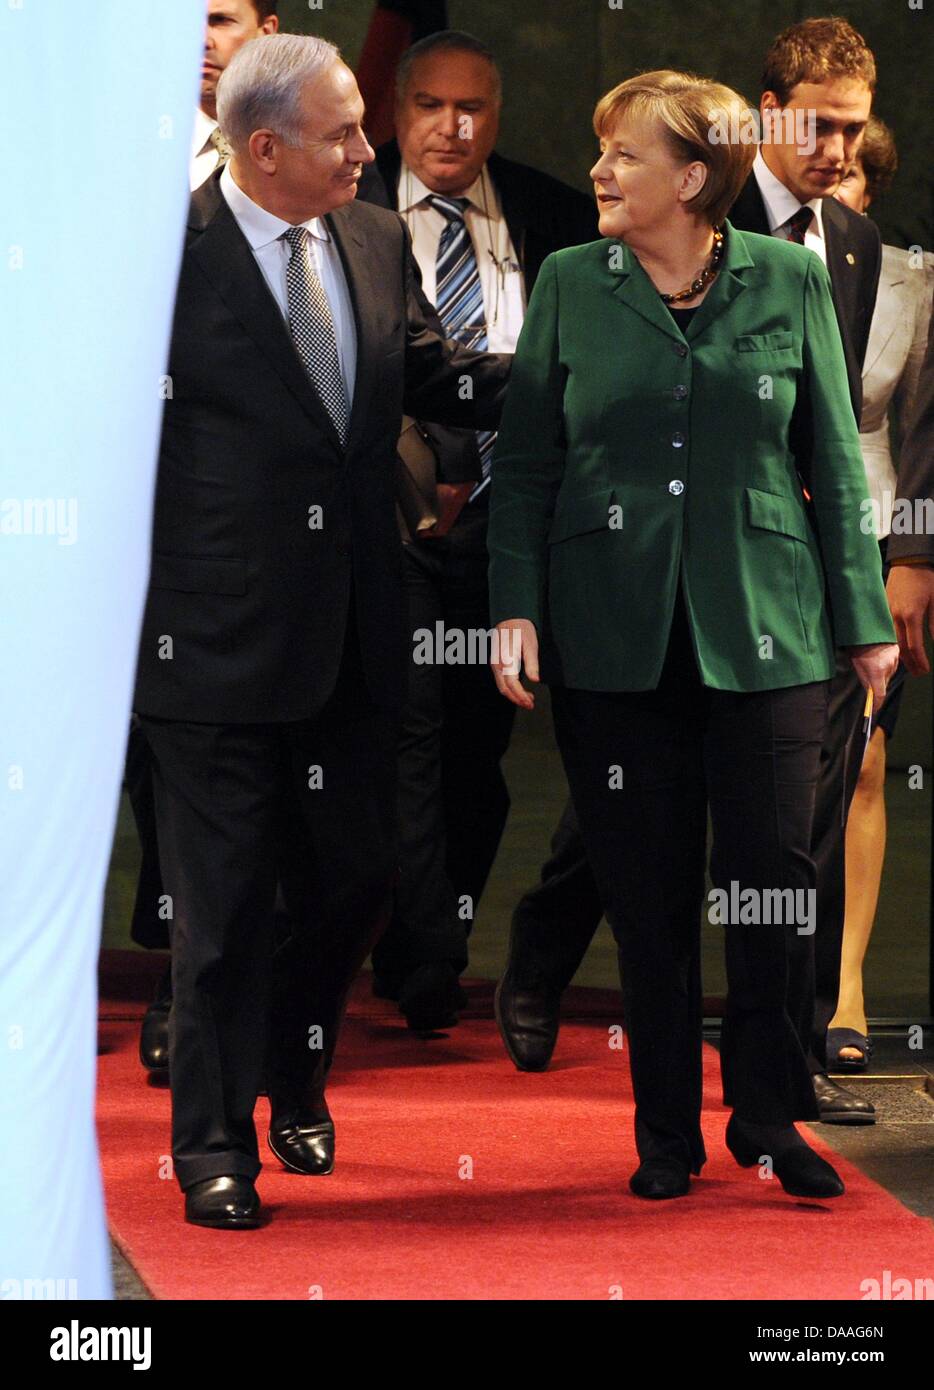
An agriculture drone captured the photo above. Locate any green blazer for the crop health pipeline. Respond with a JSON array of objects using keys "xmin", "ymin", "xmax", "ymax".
[{"xmin": 487, "ymin": 222, "xmax": 895, "ymax": 692}]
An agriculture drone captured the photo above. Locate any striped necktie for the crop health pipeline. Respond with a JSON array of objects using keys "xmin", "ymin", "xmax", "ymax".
[
  {"xmin": 429, "ymin": 194, "xmax": 496, "ymax": 500},
  {"xmin": 783, "ymin": 206, "xmax": 814, "ymax": 245}
]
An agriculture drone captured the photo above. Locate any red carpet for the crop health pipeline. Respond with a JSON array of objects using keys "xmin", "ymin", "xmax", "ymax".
[{"xmin": 98, "ymin": 955, "xmax": 934, "ymax": 1300}]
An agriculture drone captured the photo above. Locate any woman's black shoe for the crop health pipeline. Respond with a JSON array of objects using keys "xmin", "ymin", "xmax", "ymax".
[
  {"xmin": 629, "ymin": 1158, "xmax": 691, "ymax": 1200},
  {"xmin": 726, "ymin": 1115, "xmax": 844, "ymax": 1198}
]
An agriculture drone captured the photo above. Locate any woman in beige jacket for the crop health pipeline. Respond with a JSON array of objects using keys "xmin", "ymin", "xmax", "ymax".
[{"xmin": 831, "ymin": 115, "xmax": 934, "ymax": 1070}]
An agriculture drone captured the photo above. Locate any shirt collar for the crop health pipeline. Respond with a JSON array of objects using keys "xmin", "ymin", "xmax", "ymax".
[
  {"xmin": 192, "ymin": 107, "xmax": 218, "ymax": 159},
  {"xmin": 219, "ymin": 162, "xmax": 331, "ymax": 249},
  {"xmin": 752, "ymin": 149, "xmax": 825, "ymax": 241},
  {"xmin": 397, "ymin": 161, "xmax": 494, "ymax": 218}
]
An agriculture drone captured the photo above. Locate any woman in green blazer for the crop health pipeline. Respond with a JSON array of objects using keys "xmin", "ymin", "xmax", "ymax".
[{"xmin": 488, "ymin": 71, "xmax": 898, "ymax": 1202}]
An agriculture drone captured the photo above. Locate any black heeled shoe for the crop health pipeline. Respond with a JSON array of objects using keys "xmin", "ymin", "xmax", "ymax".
[
  {"xmin": 629, "ymin": 1157, "xmax": 691, "ymax": 1200},
  {"xmin": 726, "ymin": 1115, "xmax": 844, "ymax": 1198}
]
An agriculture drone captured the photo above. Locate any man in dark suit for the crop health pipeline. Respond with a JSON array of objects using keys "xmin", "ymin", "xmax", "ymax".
[
  {"xmin": 357, "ymin": 30, "xmax": 596, "ymax": 1031},
  {"xmin": 498, "ymin": 19, "xmax": 884, "ymax": 1128},
  {"xmin": 135, "ymin": 33, "xmax": 508, "ymax": 1229},
  {"xmin": 132, "ymin": 0, "xmax": 281, "ymax": 1074},
  {"xmin": 887, "ymin": 315, "xmax": 934, "ymax": 667}
]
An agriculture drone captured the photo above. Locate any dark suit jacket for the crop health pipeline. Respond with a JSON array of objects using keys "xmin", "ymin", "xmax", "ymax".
[
  {"xmin": 364, "ymin": 141, "xmax": 598, "ymax": 481},
  {"xmin": 730, "ymin": 174, "xmax": 881, "ymax": 420},
  {"xmin": 133, "ymin": 171, "xmax": 508, "ymax": 724},
  {"xmin": 887, "ymin": 313, "xmax": 934, "ymax": 562}
]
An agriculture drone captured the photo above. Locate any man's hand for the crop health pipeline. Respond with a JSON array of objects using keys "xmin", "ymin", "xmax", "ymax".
[
  {"xmin": 845, "ymin": 642, "xmax": 901, "ymax": 708},
  {"xmin": 886, "ymin": 565, "xmax": 934, "ymax": 675},
  {"xmin": 491, "ymin": 619, "xmax": 539, "ymax": 709}
]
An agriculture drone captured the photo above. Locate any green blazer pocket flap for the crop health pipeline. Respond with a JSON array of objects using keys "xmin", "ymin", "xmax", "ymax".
[
  {"xmin": 745, "ymin": 488, "xmax": 810, "ymax": 543},
  {"xmin": 548, "ymin": 487, "xmax": 618, "ymax": 544},
  {"xmin": 150, "ymin": 554, "xmax": 247, "ymax": 595},
  {"xmin": 735, "ymin": 330, "xmax": 795, "ymax": 352}
]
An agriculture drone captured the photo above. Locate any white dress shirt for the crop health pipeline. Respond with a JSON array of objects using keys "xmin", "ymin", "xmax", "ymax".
[
  {"xmin": 190, "ymin": 107, "xmax": 223, "ymax": 191},
  {"xmin": 397, "ymin": 162, "xmax": 525, "ymax": 353},
  {"xmin": 219, "ymin": 161, "xmax": 357, "ymax": 410},
  {"xmin": 752, "ymin": 149, "xmax": 827, "ymax": 266}
]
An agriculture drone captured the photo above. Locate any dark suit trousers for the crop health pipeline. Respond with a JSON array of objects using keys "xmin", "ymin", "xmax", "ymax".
[
  {"xmin": 372, "ymin": 501, "xmax": 516, "ymax": 979},
  {"xmin": 514, "ymin": 670, "xmax": 874, "ymax": 1083},
  {"xmin": 124, "ymin": 721, "xmax": 170, "ymax": 952},
  {"xmin": 140, "ymin": 618, "xmax": 399, "ymax": 1190},
  {"xmin": 550, "ymin": 595, "xmax": 826, "ymax": 1171},
  {"xmin": 507, "ymin": 793, "xmax": 605, "ymax": 991}
]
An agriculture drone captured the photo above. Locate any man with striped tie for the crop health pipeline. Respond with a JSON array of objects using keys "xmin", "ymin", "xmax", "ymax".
[{"xmin": 362, "ymin": 31, "xmax": 597, "ymax": 1031}]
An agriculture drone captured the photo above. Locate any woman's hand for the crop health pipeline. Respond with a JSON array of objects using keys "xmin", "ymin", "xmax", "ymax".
[
  {"xmin": 845, "ymin": 642, "xmax": 901, "ymax": 710},
  {"xmin": 491, "ymin": 619, "xmax": 539, "ymax": 709}
]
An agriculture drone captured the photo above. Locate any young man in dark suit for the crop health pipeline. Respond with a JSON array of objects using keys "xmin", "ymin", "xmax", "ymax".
[
  {"xmin": 357, "ymin": 31, "xmax": 597, "ymax": 1031},
  {"xmin": 134, "ymin": 33, "xmax": 508, "ymax": 1229},
  {"xmin": 498, "ymin": 19, "xmax": 885, "ymax": 1129}
]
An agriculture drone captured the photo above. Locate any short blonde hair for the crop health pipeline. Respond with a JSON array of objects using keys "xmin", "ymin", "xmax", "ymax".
[{"xmin": 593, "ymin": 70, "xmax": 756, "ymax": 227}]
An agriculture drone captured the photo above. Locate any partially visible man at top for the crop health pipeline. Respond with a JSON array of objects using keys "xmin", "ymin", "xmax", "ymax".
[{"xmin": 192, "ymin": 0, "xmax": 279, "ymax": 188}]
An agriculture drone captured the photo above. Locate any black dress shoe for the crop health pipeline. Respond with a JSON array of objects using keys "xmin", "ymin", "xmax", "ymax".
[
  {"xmin": 372, "ymin": 974, "xmax": 404, "ymax": 1002},
  {"xmin": 184, "ymin": 1176, "xmax": 262, "ymax": 1229},
  {"xmin": 399, "ymin": 962, "xmax": 462, "ymax": 1032},
  {"xmin": 813, "ymin": 1071, "xmax": 875, "ymax": 1125},
  {"xmin": 726, "ymin": 1115, "xmax": 844, "ymax": 1199},
  {"xmin": 494, "ymin": 973, "xmax": 561, "ymax": 1072},
  {"xmin": 139, "ymin": 966, "xmax": 171, "ymax": 1071},
  {"xmin": 139, "ymin": 1001, "xmax": 170, "ymax": 1071},
  {"xmin": 629, "ymin": 1158, "xmax": 691, "ymax": 1200},
  {"xmin": 268, "ymin": 1111, "xmax": 335, "ymax": 1175}
]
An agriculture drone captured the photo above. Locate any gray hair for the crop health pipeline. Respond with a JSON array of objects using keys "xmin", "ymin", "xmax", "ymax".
[
  {"xmin": 395, "ymin": 30, "xmax": 502, "ymax": 104},
  {"xmin": 217, "ymin": 32, "xmax": 341, "ymax": 150}
]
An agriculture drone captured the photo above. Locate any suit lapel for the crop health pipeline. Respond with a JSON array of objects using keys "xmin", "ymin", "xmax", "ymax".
[
  {"xmin": 728, "ymin": 176, "xmax": 771, "ymax": 238},
  {"xmin": 683, "ymin": 221, "xmax": 754, "ymax": 341},
  {"xmin": 861, "ymin": 259, "xmax": 902, "ymax": 378},
  {"xmin": 188, "ymin": 175, "xmax": 343, "ymax": 451},
  {"xmin": 823, "ymin": 198, "xmax": 860, "ymax": 331},
  {"xmin": 488, "ymin": 153, "xmax": 530, "ymax": 295},
  {"xmin": 607, "ymin": 220, "xmax": 754, "ymax": 343},
  {"xmin": 325, "ymin": 203, "xmax": 381, "ymax": 453},
  {"xmin": 608, "ymin": 241, "xmax": 683, "ymax": 344}
]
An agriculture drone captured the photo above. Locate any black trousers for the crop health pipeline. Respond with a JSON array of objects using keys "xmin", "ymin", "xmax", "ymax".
[
  {"xmin": 550, "ymin": 594, "xmax": 828, "ymax": 1171},
  {"xmin": 511, "ymin": 543, "xmax": 892, "ymax": 1075},
  {"xmin": 372, "ymin": 500, "xmax": 516, "ymax": 980},
  {"xmin": 125, "ymin": 720, "xmax": 170, "ymax": 952},
  {"xmin": 140, "ymin": 622, "xmax": 399, "ymax": 1191}
]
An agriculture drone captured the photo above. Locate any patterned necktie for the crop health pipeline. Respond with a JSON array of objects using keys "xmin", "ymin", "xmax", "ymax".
[
  {"xmin": 428, "ymin": 194, "xmax": 496, "ymax": 500},
  {"xmin": 784, "ymin": 206, "xmax": 814, "ymax": 245},
  {"xmin": 283, "ymin": 225, "xmax": 349, "ymax": 446},
  {"xmin": 208, "ymin": 126, "xmax": 233, "ymax": 168}
]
